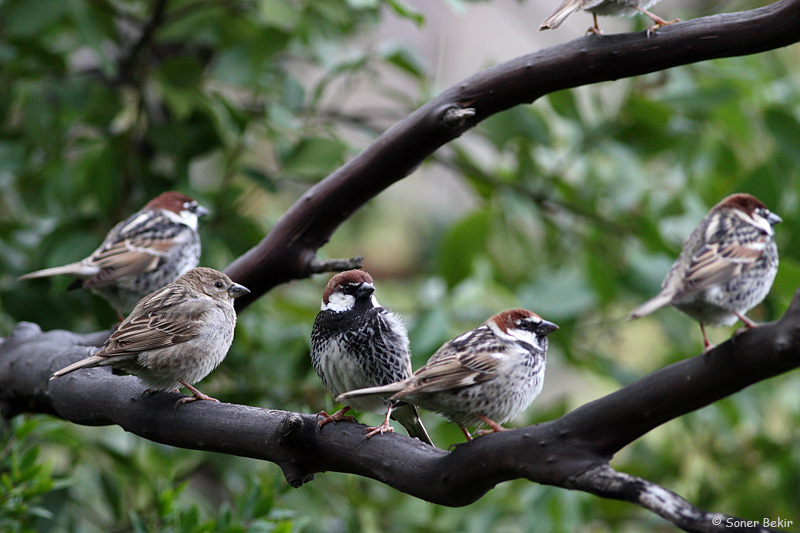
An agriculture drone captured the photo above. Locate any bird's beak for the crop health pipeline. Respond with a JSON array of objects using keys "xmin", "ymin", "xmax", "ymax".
[
  {"xmin": 195, "ymin": 204, "xmax": 211, "ymax": 218},
  {"xmin": 536, "ymin": 320, "xmax": 559, "ymax": 336},
  {"xmin": 228, "ymin": 283, "xmax": 250, "ymax": 298},
  {"xmin": 767, "ymin": 212, "xmax": 782, "ymax": 226},
  {"xmin": 356, "ymin": 282, "xmax": 375, "ymax": 298}
]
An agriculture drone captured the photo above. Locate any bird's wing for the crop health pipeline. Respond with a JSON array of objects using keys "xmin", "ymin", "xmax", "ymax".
[
  {"xmin": 94, "ymin": 285, "xmax": 206, "ymax": 358},
  {"xmin": 391, "ymin": 328, "xmax": 504, "ymax": 398},
  {"xmin": 81, "ymin": 212, "xmax": 180, "ymax": 288},
  {"xmin": 678, "ymin": 239, "xmax": 765, "ymax": 296}
]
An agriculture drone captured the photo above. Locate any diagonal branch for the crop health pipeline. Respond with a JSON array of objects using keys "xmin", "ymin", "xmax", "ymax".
[{"xmin": 224, "ymin": 0, "xmax": 800, "ymax": 310}]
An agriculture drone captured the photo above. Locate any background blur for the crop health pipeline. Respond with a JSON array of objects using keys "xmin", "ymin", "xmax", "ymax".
[{"xmin": 2, "ymin": 0, "xmax": 800, "ymax": 531}]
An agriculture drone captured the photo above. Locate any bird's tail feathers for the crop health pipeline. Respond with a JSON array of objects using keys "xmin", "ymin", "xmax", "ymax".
[
  {"xmin": 391, "ymin": 402, "xmax": 433, "ymax": 446},
  {"xmin": 629, "ymin": 293, "xmax": 672, "ymax": 321},
  {"xmin": 336, "ymin": 382, "xmax": 405, "ymax": 402},
  {"xmin": 539, "ymin": 2, "xmax": 582, "ymax": 30},
  {"xmin": 19, "ymin": 263, "xmax": 97, "ymax": 281},
  {"xmin": 51, "ymin": 354, "xmax": 107, "ymax": 380}
]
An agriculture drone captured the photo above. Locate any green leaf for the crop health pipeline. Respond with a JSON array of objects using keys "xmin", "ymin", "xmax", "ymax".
[
  {"xmin": 379, "ymin": 43, "xmax": 425, "ymax": 78},
  {"xmin": 437, "ymin": 210, "xmax": 492, "ymax": 288},
  {"xmin": 764, "ymin": 107, "xmax": 800, "ymax": 166},
  {"xmin": 547, "ymin": 89, "xmax": 581, "ymax": 121},
  {"xmin": 282, "ymin": 137, "xmax": 347, "ymax": 180},
  {"xmin": 385, "ymin": 0, "xmax": 425, "ymax": 26}
]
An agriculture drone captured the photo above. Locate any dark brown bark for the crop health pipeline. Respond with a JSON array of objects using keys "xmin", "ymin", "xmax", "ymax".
[{"xmin": 4, "ymin": 288, "xmax": 799, "ymax": 532}]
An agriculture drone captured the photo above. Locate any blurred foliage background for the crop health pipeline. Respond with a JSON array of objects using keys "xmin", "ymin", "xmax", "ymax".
[{"xmin": 2, "ymin": 0, "xmax": 800, "ymax": 531}]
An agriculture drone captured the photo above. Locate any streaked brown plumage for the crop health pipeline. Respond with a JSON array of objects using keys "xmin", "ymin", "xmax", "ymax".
[
  {"xmin": 630, "ymin": 193, "xmax": 780, "ymax": 351},
  {"xmin": 19, "ymin": 191, "xmax": 209, "ymax": 316},
  {"xmin": 51, "ymin": 267, "xmax": 249, "ymax": 404},
  {"xmin": 338, "ymin": 309, "xmax": 558, "ymax": 440}
]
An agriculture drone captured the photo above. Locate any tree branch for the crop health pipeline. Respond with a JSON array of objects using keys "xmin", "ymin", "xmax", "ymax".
[
  {"xmin": 225, "ymin": 0, "xmax": 800, "ymax": 311},
  {"xmin": 4, "ymin": 289, "xmax": 800, "ymax": 531}
]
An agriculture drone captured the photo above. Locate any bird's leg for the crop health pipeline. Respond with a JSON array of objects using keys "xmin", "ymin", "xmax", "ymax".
[
  {"xmin": 734, "ymin": 311, "xmax": 758, "ymax": 329},
  {"xmin": 700, "ymin": 323, "xmax": 715, "ymax": 354},
  {"xmin": 586, "ymin": 13, "xmax": 602, "ymax": 35},
  {"xmin": 317, "ymin": 405, "xmax": 356, "ymax": 427},
  {"xmin": 474, "ymin": 414, "xmax": 507, "ymax": 436},
  {"xmin": 362, "ymin": 404, "xmax": 396, "ymax": 440},
  {"xmin": 176, "ymin": 380, "xmax": 219, "ymax": 406},
  {"xmin": 459, "ymin": 425, "xmax": 473, "ymax": 441},
  {"xmin": 636, "ymin": 6, "xmax": 679, "ymax": 36}
]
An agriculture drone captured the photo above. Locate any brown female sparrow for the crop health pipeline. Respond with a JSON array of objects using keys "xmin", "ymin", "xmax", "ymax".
[
  {"xmin": 311, "ymin": 270, "xmax": 432, "ymax": 444},
  {"xmin": 338, "ymin": 309, "xmax": 558, "ymax": 440},
  {"xmin": 51, "ymin": 267, "xmax": 249, "ymax": 405},
  {"xmin": 539, "ymin": 0, "xmax": 677, "ymax": 35},
  {"xmin": 19, "ymin": 191, "xmax": 209, "ymax": 317},
  {"xmin": 629, "ymin": 193, "xmax": 781, "ymax": 352}
]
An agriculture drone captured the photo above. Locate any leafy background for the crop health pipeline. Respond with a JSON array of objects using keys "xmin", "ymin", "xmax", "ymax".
[{"xmin": 2, "ymin": 0, "xmax": 800, "ymax": 531}]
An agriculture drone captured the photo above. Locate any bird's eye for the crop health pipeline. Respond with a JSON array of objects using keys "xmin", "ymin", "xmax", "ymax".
[
  {"xmin": 186, "ymin": 201, "xmax": 198, "ymax": 213},
  {"xmin": 214, "ymin": 281, "xmax": 224, "ymax": 289},
  {"xmin": 343, "ymin": 284, "xmax": 357, "ymax": 295}
]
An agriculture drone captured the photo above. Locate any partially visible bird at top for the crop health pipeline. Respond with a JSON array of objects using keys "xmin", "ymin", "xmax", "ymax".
[
  {"xmin": 50, "ymin": 267, "xmax": 250, "ymax": 405},
  {"xmin": 310, "ymin": 269, "xmax": 432, "ymax": 445},
  {"xmin": 539, "ymin": 0, "xmax": 678, "ymax": 35},
  {"xmin": 338, "ymin": 309, "xmax": 558, "ymax": 441},
  {"xmin": 629, "ymin": 193, "xmax": 781, "ymax": 352},
  {"xmin": 19, "ymin": 191, "xmax": 209, "ymax": 318}
]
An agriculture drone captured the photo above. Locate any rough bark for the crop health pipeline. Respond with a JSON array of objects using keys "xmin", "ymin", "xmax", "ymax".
[{"xmin": 3, "ymin": 287, "xmax": 800, "ymax": 532}]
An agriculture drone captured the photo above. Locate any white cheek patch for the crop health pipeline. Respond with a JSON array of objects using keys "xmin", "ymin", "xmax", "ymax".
[
  {"xmin": 733, "ymin": 209, "xmax": 773, "ymax": 237},
  {"xmin": 177, "ymin": 209, "xmax": 199, "ymax": 230},
  {"xmin": 321, "ymin": 292, "xmax": 355, "ymax": 312},
  {"xmin": 509, "ymin": 328, "xmax": 544, "ymax": 350},
  {"xmin": 753, "ymin": 214, "xmax": 773, "ymax": 237}
]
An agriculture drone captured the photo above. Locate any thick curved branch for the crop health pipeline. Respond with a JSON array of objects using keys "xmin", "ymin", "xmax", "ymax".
[
  {"xmin": 226, "ymin": 0, "xmax": 800, "ymax": 310},
  {"xmin": 3, "ymin": 289, "xmax": 800, "ymax": 532}
]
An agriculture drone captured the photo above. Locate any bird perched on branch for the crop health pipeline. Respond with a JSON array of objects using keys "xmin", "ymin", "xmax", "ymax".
[
  {"xmin": 310, "ymin": 270, "xmax": 432, "ymax": 444},
  {"xmin": 539, "ymin": 0, "xmax": 677, "ymax": 35},
  {"xmin": 338, "ymin": 309, "xmax": 558, "ymax": 441},
  {"xmin": 51, "ymin": 267, "xmax": 250, "ymax": 405},
  {"xmin": 629, "ymin": 193, "xmax": 781, "ymax": 352},
  {"xmin": 19, "ymin": 191, "xmax": 209, "ymax": 317}
]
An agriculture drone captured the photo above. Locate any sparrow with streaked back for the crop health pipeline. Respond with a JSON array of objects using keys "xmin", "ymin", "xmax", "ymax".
[
  {"xmin": 20, "ymin": 191, "xmax": 209, "ymax": 317},
  {"xmin": 311, "ymin": 270, "xmax": 432, "ymax": 444},
  {"xmin": 338, "ymin": 309, "xmax": 558, "ymax": 440},
  {"xmin": 51, "ymin": 267, "xmax": 250, "ymax": 405},
  {"xmin": 629, "ymin": 193, "xmax": 781, "ymax": 352}
]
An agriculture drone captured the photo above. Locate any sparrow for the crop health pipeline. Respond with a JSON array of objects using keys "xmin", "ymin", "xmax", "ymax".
[
  {"xmin": 51, "ymin": 267, "xmax": 250, "ymax": 405},
  {"xmin": 19, "ymin": 191, "xmax": 209, "ymax": 317},
  {"xmin": 310, "ymin": 270, "xmax": 432, "ymax": 445},
  {"xmin": 338, "ymin": 309, "xmax": 558, "ymax": 440},
  {"xmin": 629, "ymin": 193, "xmax": 781, "ymax": 352},
  {"xmin": 539, "ymin": 0, "xmax": 677, "ymax": 35}
]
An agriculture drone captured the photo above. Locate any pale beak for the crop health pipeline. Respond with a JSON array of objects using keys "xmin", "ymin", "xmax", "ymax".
[
  {"xmin": 195, "ymin": 204, "xmax": 211, "ymax": 218},
  {"xmin": 767, "ymin": 212, "xmax": 782, "ymax": 226}
]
